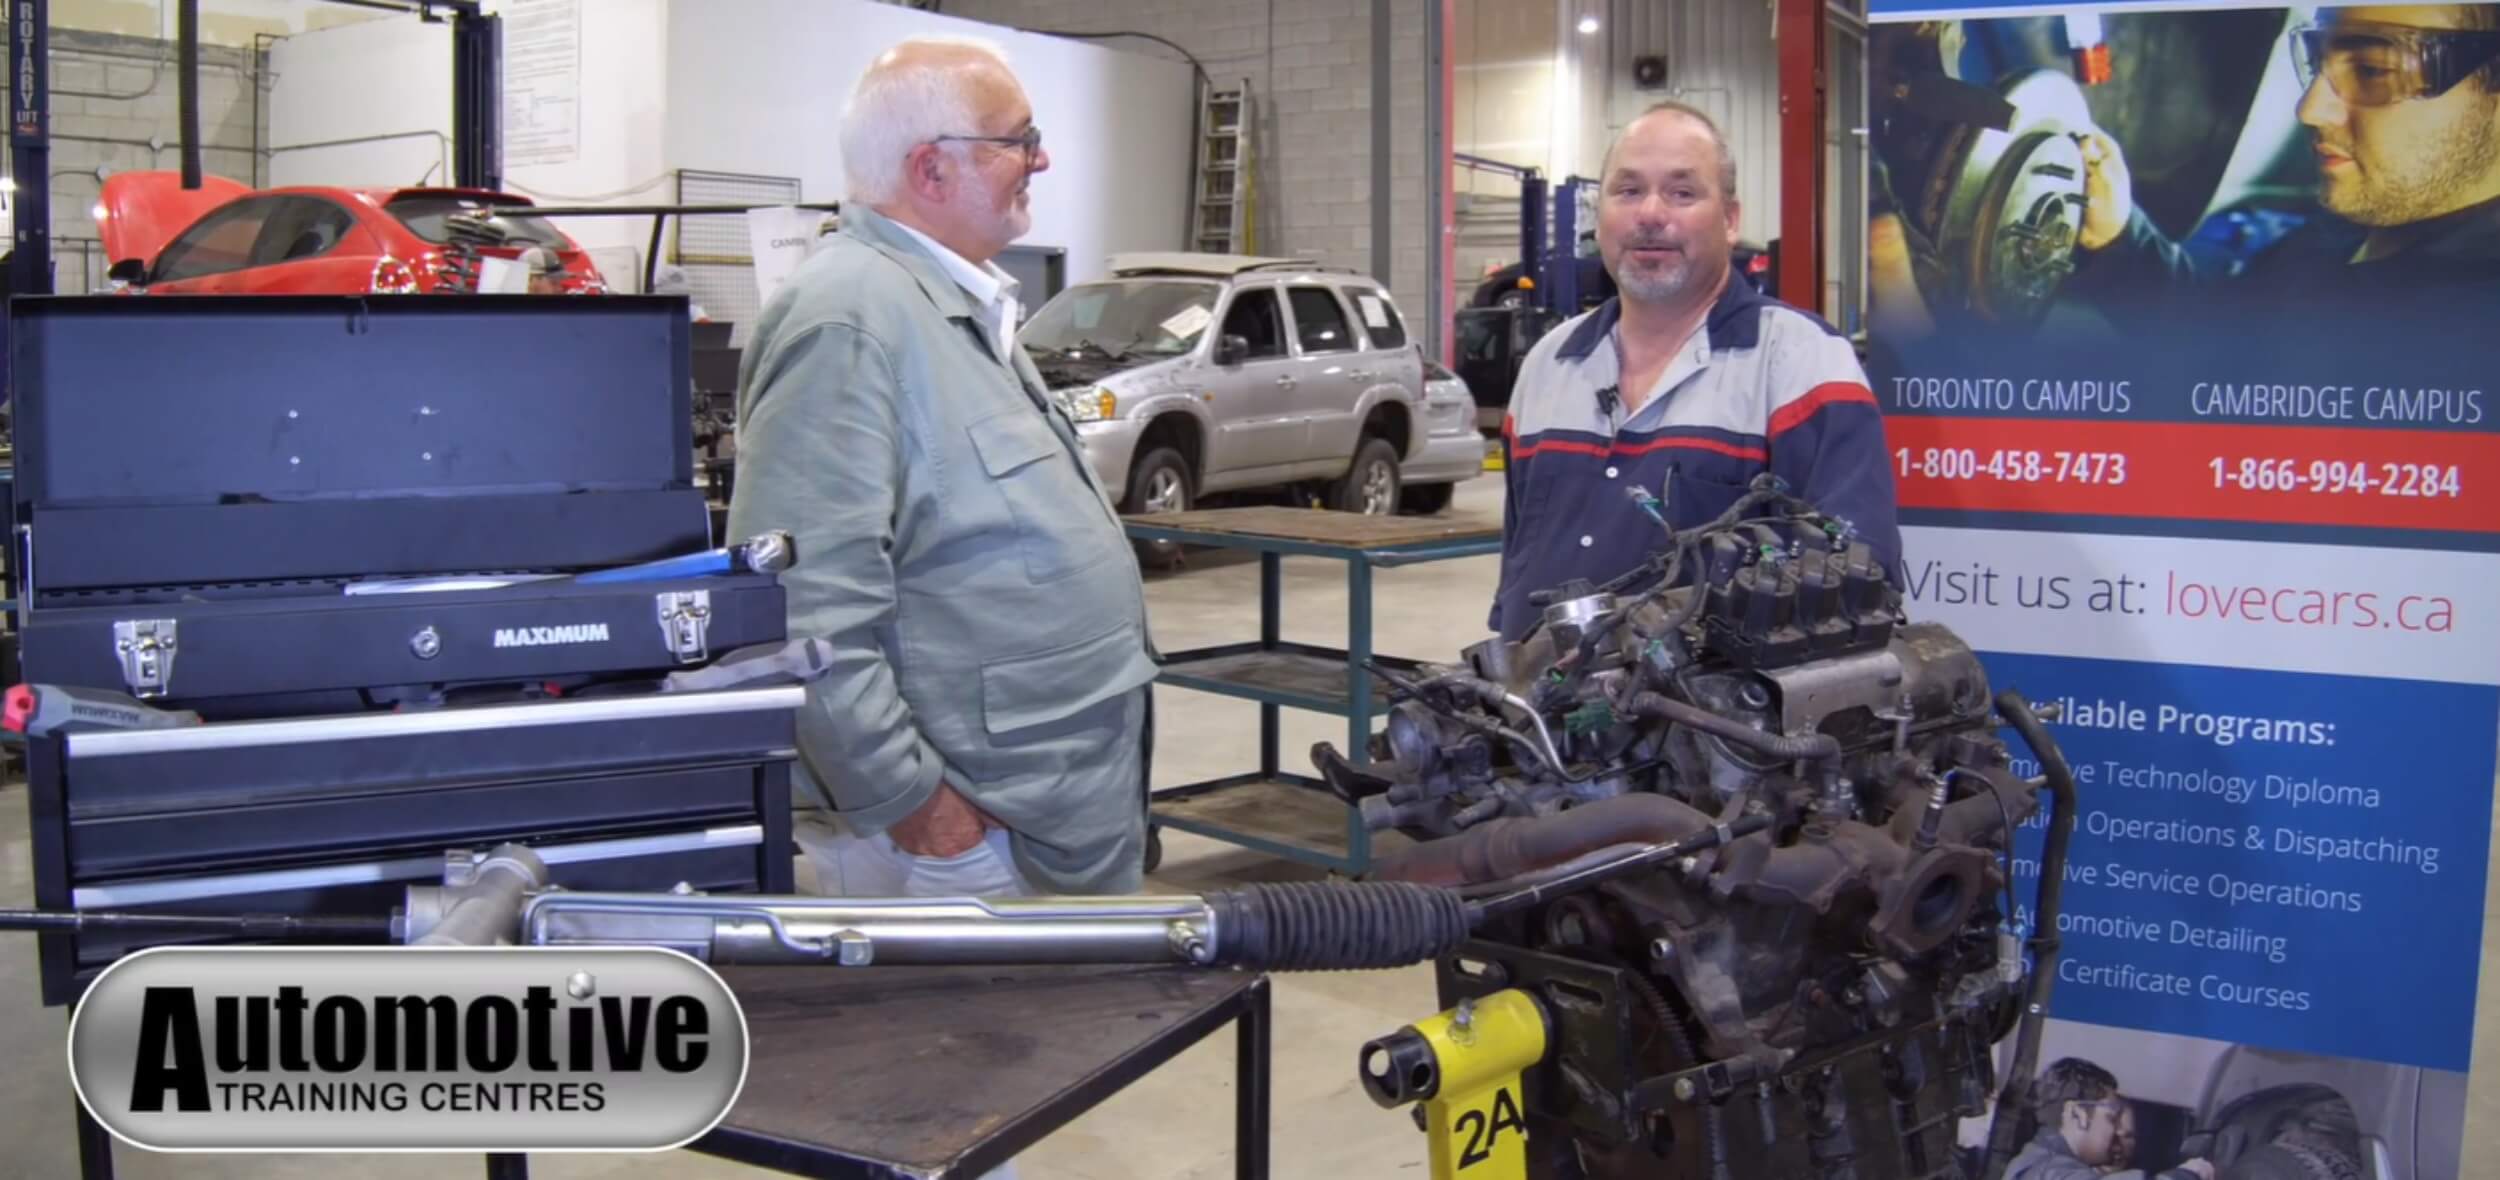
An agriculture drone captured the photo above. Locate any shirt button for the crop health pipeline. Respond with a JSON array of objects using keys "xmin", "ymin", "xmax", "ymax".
[
  {"xmin": 1580, "ymin": 535, "xmax": 1594, "ymax": 548},
  {"xmin": 1605, "ymin": 466, "xmax": 1619, "ymax": 479}
]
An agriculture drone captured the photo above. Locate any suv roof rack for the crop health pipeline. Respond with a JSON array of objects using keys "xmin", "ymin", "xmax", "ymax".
[
  {"xmin": 1104, "ymin": 252, "xmax": 1377, "ymax": 281},
  {"xmin": 1108, "ymin": 252, "xmax": 1310, "ymax": 277},
  {"xmin": 1237, "ymin": 260, "xmax": 1366, "ymax": 277}
]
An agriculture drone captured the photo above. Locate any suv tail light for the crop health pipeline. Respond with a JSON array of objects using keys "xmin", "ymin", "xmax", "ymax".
[{"xmin": 370, "ymin": 256, "xmax": 420, "ymax": 294}]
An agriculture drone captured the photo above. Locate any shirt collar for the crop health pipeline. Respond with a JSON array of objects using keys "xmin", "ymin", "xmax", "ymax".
[
  {"xmin": 2349, "ymin": 191, "xmax": 2500, "ymax": 265},
  {"xmin": 889, "ymin": 219, "xmax": 1020, "ymax": 312},
  {"xmin": 1556, "ymin": 269, "xmax": 1772, "ymax": 362}
]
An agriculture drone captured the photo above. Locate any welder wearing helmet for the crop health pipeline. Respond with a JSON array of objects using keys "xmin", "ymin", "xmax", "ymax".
[{"xmin": 2073, "ymin": 4, "xmax": 2500, "ymax": 290}]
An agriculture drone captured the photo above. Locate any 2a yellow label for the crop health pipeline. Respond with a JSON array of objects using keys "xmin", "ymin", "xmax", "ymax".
[{"xmin": 1435, "ymin": 1082, "xmax": 1528, "ymax": 1178}]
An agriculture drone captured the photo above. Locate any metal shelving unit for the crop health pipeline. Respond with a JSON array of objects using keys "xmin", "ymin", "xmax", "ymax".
[{"xmin": 1124, "ymin": 507, "xmax": 1500, "ymax": 876}]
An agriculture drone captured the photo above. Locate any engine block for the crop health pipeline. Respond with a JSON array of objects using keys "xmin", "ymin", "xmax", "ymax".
[{"xmin": 1320, "ymin": 477, "xmax": 2068, "ymax": 1180}]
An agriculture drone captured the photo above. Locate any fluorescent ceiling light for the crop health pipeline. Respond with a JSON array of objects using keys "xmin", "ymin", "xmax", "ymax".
[{"xmin": 1578, "ymin": 15, "xmax": 1600, "ymax": 33}]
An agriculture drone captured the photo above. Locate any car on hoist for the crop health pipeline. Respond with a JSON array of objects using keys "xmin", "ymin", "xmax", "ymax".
[{"xmin": 94, "ymin": 170, "xmax": 607, "ymax": 296}]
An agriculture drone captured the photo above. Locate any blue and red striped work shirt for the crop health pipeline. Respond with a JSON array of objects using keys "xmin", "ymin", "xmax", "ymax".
[{"xmin": 1490, "ymin": 278, "xmax": 1901, "ymax": 641}]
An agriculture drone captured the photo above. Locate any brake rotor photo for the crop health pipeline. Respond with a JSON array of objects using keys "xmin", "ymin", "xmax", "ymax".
[{"xmin": 1929, "ymin": 69, "xmax": 2099, "ymax": 328}]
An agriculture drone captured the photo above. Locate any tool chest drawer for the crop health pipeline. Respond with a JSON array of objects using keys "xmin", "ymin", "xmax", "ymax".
[{"xmin": 27, "ymin": 686, "xmax": 802, "ymax": 1005}]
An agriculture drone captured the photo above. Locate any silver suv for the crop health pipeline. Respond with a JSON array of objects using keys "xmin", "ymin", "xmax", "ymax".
[{"xmin": 1022, "ymin": 254, "xmax": 1483, "ymax": 518}]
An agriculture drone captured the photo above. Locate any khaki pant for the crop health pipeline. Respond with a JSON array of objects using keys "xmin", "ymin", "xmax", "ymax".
[
  {"xmin": 792, "ymin": 813, "xmax": 1037, "ymax": 899},
  {"xmin": 790, "ymin": 812, "xmax": 1030, "ymax": 1180}
]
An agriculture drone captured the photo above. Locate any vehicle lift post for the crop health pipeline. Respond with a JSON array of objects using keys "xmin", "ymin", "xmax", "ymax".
[
  {"xmin": 1775, "ymin": 0, "xmax": 1828, "ymax": 313},
  {"xmin": 10, "ymin": 0, "xmax": 51, "ymax": 300},
  {"xmin": 1453, "ymin": 153, "xmax": 1594, "ymax": 317}
]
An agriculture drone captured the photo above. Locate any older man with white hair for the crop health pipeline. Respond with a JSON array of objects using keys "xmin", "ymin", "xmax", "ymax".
[{"xmin": 725, "ymin": 37, "xmax": 1160, "ymax": 904}]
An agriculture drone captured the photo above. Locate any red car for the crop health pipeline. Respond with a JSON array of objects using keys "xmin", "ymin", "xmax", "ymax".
[{"xmin": 97, "ymin": 171, "xmax": 606, "ymax": 295}]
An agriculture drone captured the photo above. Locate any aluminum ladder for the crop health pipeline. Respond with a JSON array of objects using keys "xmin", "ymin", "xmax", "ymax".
[{"xmin": 1193, "ymin": 82, "xmax": 1253, "ymax": 254}]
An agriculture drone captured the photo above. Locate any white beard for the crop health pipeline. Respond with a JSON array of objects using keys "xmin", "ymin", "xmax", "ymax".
[
  {"xmin": 967, "ymin": 178, "xmax": 1031, "ymax": 245},
  {"xmin": 1614, "ymin": 252, "xmax": 1696, "ymax": 302}
]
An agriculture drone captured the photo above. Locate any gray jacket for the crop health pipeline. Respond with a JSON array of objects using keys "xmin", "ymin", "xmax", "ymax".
[
  {"xmin": 2007, "ymin": 1129, "xmax": 2202, "ymax": 1180},
  {"xmin": 723, "ymin": 205, "xmax": 1160, "ymax": 894}
]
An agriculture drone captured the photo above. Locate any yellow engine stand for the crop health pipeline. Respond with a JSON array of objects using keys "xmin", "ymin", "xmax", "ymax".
[{"xmin": 1360, "ymin": 988, "xmax": 1551, "ymax": 1179}]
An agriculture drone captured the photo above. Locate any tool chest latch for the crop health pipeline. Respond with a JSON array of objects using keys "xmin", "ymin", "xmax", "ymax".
[
  {"xmin": 113, "ymin": 619, "xmax": 180, "ymax": 699},
  {"xmin": 657, "ymin": 591, "xmax": 713, "ymax": 665}
]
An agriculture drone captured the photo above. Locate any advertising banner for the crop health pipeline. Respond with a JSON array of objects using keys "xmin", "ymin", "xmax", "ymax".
[{"xmin": 1863, "ymin": 2, "xmax": 2500, "ymax": 1177}]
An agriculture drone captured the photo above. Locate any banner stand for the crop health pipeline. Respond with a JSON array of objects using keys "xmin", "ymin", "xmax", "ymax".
[{"xmin": 1864, "ymin": 3, "xmax": 2500, "ymax": 1178}]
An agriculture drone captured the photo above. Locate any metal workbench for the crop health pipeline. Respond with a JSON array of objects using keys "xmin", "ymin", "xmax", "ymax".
[
  {"xmin": 690, "ymin": 964, "xmax": 1271, "ymax": 1179},
  {"xmin": 1123, "ymin": 507, "xmax": 1502, "ymax": 876},
  {"xmin": 458, "ymin": 964, "xmax": 1270, "ymax": 1180}
]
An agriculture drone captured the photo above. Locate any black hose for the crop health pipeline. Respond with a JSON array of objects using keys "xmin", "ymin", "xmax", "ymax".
[
  {"xmin": 1980, "ymin": 691, "xmax": 2080, "ymax": 1180},
  {"xmin": 1623, "ymin": 968, "xmax": 1730, "ymax": 1179},
  {"xmin": 1205, "ymin": 881, "xmax": 1471, "ymax": 972},
  {"xmin": 1627, "ymin": 691, "xmax": 1840, "ymax": 762}
]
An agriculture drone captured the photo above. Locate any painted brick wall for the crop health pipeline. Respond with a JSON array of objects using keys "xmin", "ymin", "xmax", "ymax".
[
  {"xmin": 35, "ymin": 29, "xmax": 266, "ymax": 293},
  {"xmin": 935, "ymin": 0, "xmax": 1435, "ymax": 338}
]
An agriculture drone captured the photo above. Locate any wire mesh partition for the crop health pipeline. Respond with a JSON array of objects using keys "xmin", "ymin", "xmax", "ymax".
[{"xmin": 674, "ymin": 169, "xmax": 806, "ymax": 347}]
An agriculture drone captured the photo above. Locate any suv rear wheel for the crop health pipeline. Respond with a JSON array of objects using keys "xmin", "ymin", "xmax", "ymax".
[{"xmin": 1331, "ymin": 437, "xmax": 1403, "ymax": 516}]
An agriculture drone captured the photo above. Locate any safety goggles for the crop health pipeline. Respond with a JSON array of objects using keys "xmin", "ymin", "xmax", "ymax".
[
  {"xmin": 2291, "ymin": 17, "xmax": 2500, "ymax": 106},
  {"xmin": 2059, "ymin": 1097, "xmax": 2128, "ymax": 1127},
  {"xmin": 934, "ymin": 125, "xmax": 1045, "ymax": 167}
]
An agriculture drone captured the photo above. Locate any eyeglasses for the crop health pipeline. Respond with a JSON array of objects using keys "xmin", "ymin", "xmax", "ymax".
[
  {"xmin": 933, "ymin": 125, "xmax": 1044, "ymax": 166},
  {"xmin": 2291, "ymin": 18, "xmax": 2500, "ymax": 107}
]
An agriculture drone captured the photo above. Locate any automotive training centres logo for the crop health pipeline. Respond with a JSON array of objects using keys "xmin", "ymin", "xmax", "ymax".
[{"xmin": 67, "ymin": 947, "xmax": 749, "ymax": 1152}]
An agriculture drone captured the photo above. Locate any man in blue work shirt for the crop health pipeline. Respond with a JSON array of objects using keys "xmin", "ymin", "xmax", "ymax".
[
  {"xmin": 726, "ymin": 37, "xmax": 1160, "ymax": 901},
  {"xmin": 2005, "ymin": 1058, "xmax": 2214, "ymax": 1180},
  {"xmin": 1491, "ymin": 101, "xmax": 1902, "ymax": 641}
]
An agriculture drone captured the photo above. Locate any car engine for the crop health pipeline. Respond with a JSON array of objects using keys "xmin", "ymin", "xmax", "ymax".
[{"xmin": 1318, "ymin": 476, "xmax": 2076, "ymax": 1180}]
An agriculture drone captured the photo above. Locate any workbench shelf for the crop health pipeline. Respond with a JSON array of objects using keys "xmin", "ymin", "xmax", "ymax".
[
  {"xmin": 1123, "ymin": 507, "xmax": 1500, "ymax": 876},
  {"xmin": 1153, "ymin": 641, "xmax": 1425, "ymax": 715}
]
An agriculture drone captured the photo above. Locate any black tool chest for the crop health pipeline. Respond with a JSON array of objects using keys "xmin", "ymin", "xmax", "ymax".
[{"xmin": 7, "ymin": 295, "xmax": 801, "ymax": 1005}]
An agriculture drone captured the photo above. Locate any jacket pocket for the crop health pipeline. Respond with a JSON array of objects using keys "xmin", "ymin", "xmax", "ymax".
[
  {"xmin": 968, "ymin": 407, "xmax": 1118, "ymax": 584},
  {"xmin": 979, "ymin": 619, "xmax": 1158, "ymax": 739},
  {"xmin": 1667, "ymin": 462, "xmax": 1754, "ymax": 527}
]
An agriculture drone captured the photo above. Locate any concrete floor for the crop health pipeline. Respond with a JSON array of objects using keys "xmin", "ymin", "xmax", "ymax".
[{"xmin": 3, "ymin": 474, "xmax": 2497, "ymax": 1178}]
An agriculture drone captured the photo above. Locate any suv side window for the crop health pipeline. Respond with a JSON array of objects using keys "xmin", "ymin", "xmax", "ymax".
[
  {"xmin": 152, "ymin": 196, "xmax": 288, "ymax": 282},
  {"xmin": 250, "ymin": 196, "xmax": 358, "ymax": 266},
  {"xmin": 1221, "ymin": 287, "xmax": 1288, "ymax": 360},
  {"xmin": 1346, "ymin": 286, "xmax": 1408, "ymax": 350},
  {"xmin": 1285, "ymin": 286, "xmax": 1356, "ymax": 354}
]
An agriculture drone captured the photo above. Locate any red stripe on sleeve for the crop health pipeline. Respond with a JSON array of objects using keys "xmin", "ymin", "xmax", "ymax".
[{"xmin": 1768, "ymin": 381, "xmax": 1877, "ymax": 438}]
